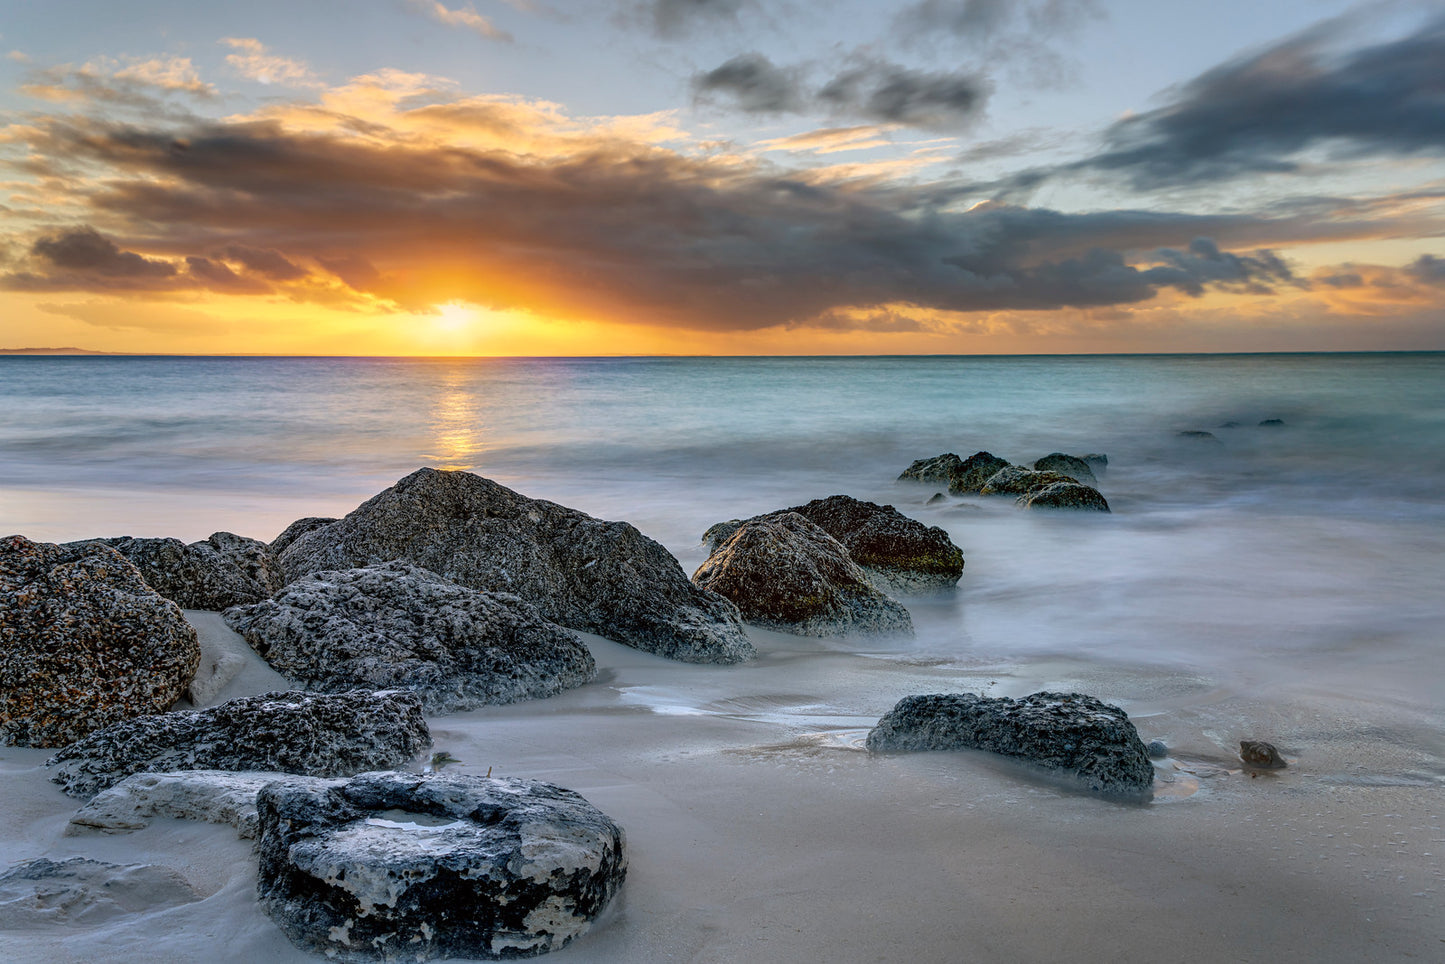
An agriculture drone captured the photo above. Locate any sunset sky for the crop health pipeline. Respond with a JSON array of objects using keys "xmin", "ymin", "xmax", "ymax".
[{"xmin": 2, "ymin": 0, "xmax": 1443, "ymax": 355}]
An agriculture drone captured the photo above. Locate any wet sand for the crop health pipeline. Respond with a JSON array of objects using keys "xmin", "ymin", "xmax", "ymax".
[{"xmin": 1, "ymin": 613, "xmax": 1440, "ymax": 963}]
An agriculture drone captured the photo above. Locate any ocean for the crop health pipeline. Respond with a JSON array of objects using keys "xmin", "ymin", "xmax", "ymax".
[{"xmin": 3, "ymin": 352, "xmax": 1443, "ymax": 761}]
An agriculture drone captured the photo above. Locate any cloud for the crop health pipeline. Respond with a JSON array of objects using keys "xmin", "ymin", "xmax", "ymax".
[
  {"xmin": 221, "ymin": 245, "xmax": 308, "ymax": 281},
  {"xmin": 407, "ymin": 1, "xmax": 513, "ymax": 41},
  {"xmin": 693, "ymin": 54, "xmax": 804, "ymax": 113},
  {"xmin": 1136, "ymin": 238, "xmax": 1303, "ymax": 297},
  {"xmin": 1080, "ymin": 14, "xmax": 1445, "ymax": 188},
  {"xmin": 640, "ymin": 0, "xmax": 749, "ymax": 37},
  {"xmin": 21, "ymin": 56, "xmax": 214, "ymax": 106},
  {"xmin": 12, "ymin": 227, "xmax": 177, "ymax": 289},
  {"xmin": 220, "ymin": 39, "xmax": 319, "ymax": 87},
  {"xmin": 892, "ymin": 0, "xmax": 1105, "ymax": 88},
  {"xmin": 1406, "ymin": 253, "xmax": 1445, "ymax": 285}
]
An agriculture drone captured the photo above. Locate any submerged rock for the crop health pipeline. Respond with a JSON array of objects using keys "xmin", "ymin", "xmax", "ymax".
[
  {"xmin": 704, "ymin": 495, "xmax": 963, "ymax": 594},
  {"xmin": 1082, "ymin": 453, "xmax": 1108, "ymax": 476},
  {"xmin": 947, "ymin": 451, "xmax": 1013, "ymax": 495},
  {"xmin": 1, "ymin": 535, "xmax": 199, "ymax": 748},
  {"xmin": 1031, "ymin": 453, "xmax": 1098, "ymax": 487},
  {"xmin": 1146, "ymin": 740, "xmax": 1169, "ymax": 760},
  {"xmin": 1177, "ymin": 430, "xmax": 1220, "ymax": 442},
  {"xmin": 256, "ymin": 771, "xmax": 627, "ymax": 962},
  {"xmin": 926, "ymin": 492, "xmax": 948, "ymax": 505},
  {"xmin": 224, "ymin": 562, "xmax": 596, "ymax": 713},
  {"xmin": 1020, "ymin": 481, "xmax": 1111, "ymax": 512},
  {"xmin": 866, "ymin": 691, "xmax": 1154, "ymax": 795},
  {"xmin": 978, "ymin": 466, "xmax": 1076, "ymax": 496},
  {"xmin": 1239, "ymin": 740, "xmax": 1287, "ymax": 769},
  {"xmin": 278, "ymin": 468, "xmax": 752, "ymax": 664},
  {"xmin": 1258, "ymin": 418, "xmax": 1285, "ymax": 427},
  {"xmin": 69, "ymin": 532, "xmax": 279, "ymax": 610},
  {"xmin": 693, "ymin": 513, "xmax": 913, "ymax": 637},
  {"xmin": 46, "ymin": 689, "xmax": 431, "ymax": 799},
  {"xmin": 0, "ymin": 857, "xmax": 200, "ymax": 926},
  {"xmin": 270, "ymin": 517, "xmax": 338, "ymax": 556},
  {"xmin": 66, "ymin": 770, "xmax": 342, "ymax": 839}
]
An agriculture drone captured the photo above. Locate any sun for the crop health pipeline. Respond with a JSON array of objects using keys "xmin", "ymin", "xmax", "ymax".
[{"xmin": 434, "ymin": 302, "xmax": 476, "ymax": 332}]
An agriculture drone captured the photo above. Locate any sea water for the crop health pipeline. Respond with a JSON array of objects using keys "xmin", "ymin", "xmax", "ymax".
[{"xmin": 2, "ymin": 353, "xmax": 1443, "ymax": 762}]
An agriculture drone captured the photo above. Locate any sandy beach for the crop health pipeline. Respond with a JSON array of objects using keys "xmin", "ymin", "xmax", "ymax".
[{"xmin": 2, "ymin": 606, "xmax": 1439, "ymax": 963}]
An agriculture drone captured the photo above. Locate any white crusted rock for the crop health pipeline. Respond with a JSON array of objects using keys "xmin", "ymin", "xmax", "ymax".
[{"xmin": 66, "ymin": 770, "xmax": 345, "ymax": 838}]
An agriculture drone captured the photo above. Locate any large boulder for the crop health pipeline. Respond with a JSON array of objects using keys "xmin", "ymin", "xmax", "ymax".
[
  {"xmin": 978, "ymin": 466, "xmax": 1076, "ymax": 495},
  {"xmin": 692, "ymin": 513, "xmax": 913, "ymax": 636},
  {"xmin": 256, "ymin": 771, "xmax": 627, "ymax": 961},
  {"xmin": 703, "ymin": 495, "xmax": 962, "ymax": 594},
  {"xmin": 270, "ymin": 517, "xmax": 338, "ymax": 556},
  {"xmin": 866, "ymin": 691, "xmax": 1154, "ymax": 795},
  {"xmin": 1031, "ymin": 453, "xmax": 1098, "ymax": 487},
  {"xmin": 66, "ymin": 770, "xmax": 342, "ymax": 839},
  {"xmin": 947, "ymin": 451, "xmax": 1013, "ymax": 495},
  {"xmin": 46, "ymin": 689, "xmax": 431, "ymax": 799},
  {"xmin": 1, "ymin": 535, "xmax": 200, "ymax": 748},
  {"xmin": 897, "ymin": 453, "xmax": 965, "ymax": 484},
  {"xmin": 67, "ymin": 532, "xmax": 279, "ymax": 610},
  {"xmin": 0, "ymin": 857, "xmax": 200, "ymax": 926},
  {"xmin": 1020, "ymin": 482, "xmax": 1111, "ymax": 512},
  {"xmin": 278, "ymin": 469, "xmax": 753, "ymax": 664},
  {"xmin": 223, "ymin": 562, "xmax": 597, "ymax": 713}
]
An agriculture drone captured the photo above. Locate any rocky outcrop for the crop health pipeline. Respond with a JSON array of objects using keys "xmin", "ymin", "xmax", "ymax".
[
  {"xmin": 66, "ymin": 770, "xmax": 342, "ymax": 839},
  {"xmin": 866, "ymin": 691, "xmax": 1154, "ymax": 795},
  {"xmin": 1020, "ymin": 482, "xmax": 1111, "ymax": 512},
  {"xmin": 978, "ymin": 466, "xmax": 1076, "ymax": 496},
  {"xmin": 46, "ymin": 690, "xmax": 430, "ymax": 799},
  {"xmin": 256, "ymin": 771, "xmax": 627, "ymax": 961},
  {"xmin": 271, "ymin": 517, "xmax": 338, "ymax": 556},
  {"xmin": 0, "ymin": 857, "xmax": 200, "ymax": 926},
  {"xmin": 1, "ymin": 535, "xmax": 200, "ymax": 748},
  {"xmin": 897, "ymin": 453, "xmax": 965, "ymax": 484},
  {"xmin": 703, "ymin": 495, "xmax": 962, "ymax": 594},
  {"xmin": 693, "ymin": 513, "xmax": 913, "ymax": 636},
  {"xmin": 67, "ymin": 532, "xmax": 279, "ymax": 610},
  {"xmin": 947, "ymin": 451, "xmax": 1013, "ymax": 495},
  {"xmin": 278, "ymin": 469, "xmax": 753, "ymax": 664},
  {"xmin": 1031, "ymin": 453, "xmax": 1098, "ymax": 487},
  {"xmin": 224, "ymin": 562, "xmax": 596, "ymax": 714}
]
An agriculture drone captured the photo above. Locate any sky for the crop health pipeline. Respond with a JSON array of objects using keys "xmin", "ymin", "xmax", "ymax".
[{"xmin": 1, "ymin": 0, "xmax": 1443, "ymax": 355}]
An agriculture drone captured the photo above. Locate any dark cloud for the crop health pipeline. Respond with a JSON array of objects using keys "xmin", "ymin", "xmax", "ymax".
[
  {"xmin": 1082, "ymin": 15, "xmax": 1445, "ymax": 188},
  {"xmin": 1406, "ymin": 254, "xmax": 1445, "ymax": 285},
  {"xmin": 693, "ymin": 54, "xmax": 803, "ymax": 113},
  {"xmin": 0, "ymin": 111, "xmax": 1358, "ymax": 329},
  {"xmin": 892, "ymin": 0, "xmax": 1104, "ymax": 88},
  {"xmin": 642, "ymin": 0, "xmax": 749, "ymax": 37}
]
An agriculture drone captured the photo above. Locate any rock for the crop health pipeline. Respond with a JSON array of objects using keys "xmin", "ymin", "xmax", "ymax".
[
  {"xmin": 692, "ymin": 513, "xmax": 913, "ymax": 637},
  {"xmin": 223, "ymin": 562, "xmax": 596, "ymax": 714},
  {"xmin": 1031, "ymin": 453, "xmax": 1098, "ymax": 486},
  {"xmin": 68, "ymin": 532, "xmax": 279, "ymax": 610},
  {"xmin": 1177, "ymin": 430, "xmax": 1220, "ymax": 442},
  {"xmin": 1258, "ymin": 418, "xmax": 1285, "ymax": 427},
  {"xmin": 897, "ymin": 453, "xmax": 965, "ymax": 484},
  {"xmin": 925, "ymin": 492, "xmax": 947, "ymax": 505},
  {"xmin": 1, "ymin": 535, "xmax": 200, "ymax": 748},
  {"xmin": 279, "ymin": 469, "xmax": 752, "ymax": 664},
  {"xmin": 978, "ymin": 466, "xmax": 1076, "ymax": 495},
  {"xmin": 1239, "ymin": 740, "xmax": 1287, "ymax": 769},
  {"xmin": 256, "ymin": 771, "xmax": 627, "ymax": 961},
  {"xmin": 0, "ymin": 857, "xmax": 200, "ymax": 927},
  {"xmin": 271, "ymin": 517, "xmax": 338, "ymax": 556},
  {"xmin": 947, "ymin": 451, "xmax": 1013, "ymax": 495},
  {"xmin": 46, "ymin": 689, "xmax": 431, "ymax": 799},
  {"xmin": 1020, "ymin": 481, "xmax": 1111, "ymax": 512},
  {"xmin": 1219, "ymin": 420, "xmax": 1242, "ymax": 428},
  {"xmin": 1146, "ymin": 740, "xmax": 1168, "ymax": 760},
  {"xmin": 1082, "ymin": 453, "xmax": 1108, "ymax": 476},
  {"xmin": 866, "ymin": 691, "xmax": 1154, "ymax": 795},
  {"xmin": 66, "ymin": 770, "xmax": 342, "ymax": 839},
  {"xmin": 703, "ymin": 495, "xmax": 963, "ymax": 594}
]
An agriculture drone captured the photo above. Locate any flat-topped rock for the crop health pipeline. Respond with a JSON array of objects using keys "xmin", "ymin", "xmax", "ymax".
[
  {"xmin": 866, "ymin": 691, "xmax": 1154, "ymax": 795},
  {"xmin": 256, "ymin": 771, "xmax": 627, "ymax": 961},
  {"xmin": 703, "ymin": 494, "xmax": 962, "ymax": 594},
  {"xmin": 693, "ymin": 513, "xmax": 913, "ymax": 637},
  {"xmin": 1020, "ymin": 481, "xmax": 1111, "ymax": 512},
  {"xmin": 47, "ymin": 689, "xmax": 430, "ymax": 799},
  {"xmin": 1031, "ymin": 453, "xmax": 1098, "ymax": 486},
  {"xmin": 66, "ymin": 770, "xmax": 343, "ymax": 839},
  {"xmin": 1, "ymin": 535, "xmax": 199, "ymax": 748},
  {"xmin": 68, "ymin": 532, "xmax": 279, "ymax": 610},
  {"xmin": 278, "ymin": 468, "xmax": 753, "ymax": 664},
  {"xmin": 224, "ymin": 562, "xmax": 596, "ymax": 713}
]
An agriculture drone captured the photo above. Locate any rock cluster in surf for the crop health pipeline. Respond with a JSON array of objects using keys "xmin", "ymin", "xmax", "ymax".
[{"xmin": 898, "ymin": 449, "xmax": 1110, "ymax": 511}]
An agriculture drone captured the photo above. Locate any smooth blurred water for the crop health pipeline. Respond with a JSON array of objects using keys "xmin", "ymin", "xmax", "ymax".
[{"xmin": 3, "ymin": 353, "xmax": 1443, "ymax": 724}]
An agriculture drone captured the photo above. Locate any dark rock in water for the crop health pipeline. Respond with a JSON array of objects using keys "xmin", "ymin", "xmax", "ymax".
[
  {"xmin": 1031, "ymin": 453, "xmax": 1098, "ymax": 487},
  {"xmin": 1, "ymin": 535, "xmax": 200, "ymax": 748},
  {"xmin": 0, "ymin": 857, "xmax": 200, "ymax": 926},
  {"xmin": 223, "ymin": 562, "xmax": 596, "ymax": 714},
  {"xmin": 1146, "ymin": 740, "xmax": 1169, "ymax": 760},
  {"xmin": 704, "ymin": 494, "xmax": 963, "ymax": 594},
  {"xmin": 1219, "ymin": 421, "xmax": 1242, "ymax": 428},
  {"xmin": 1020, "ymin": 481, "xmax": 1111, "ymax": 512},
  {"xmin": 693, "ymin": 513, "xmax": 913, "ymax": 637},
  {"xmin": 898, "ymin": 453, "xmax": 965, "ymax": 484},
  {"xmin": 46, "ymin": 689, "xmax": 431, "ymax": 799},
  {"xmin": 1082, "ymin": 453, "xmax": 1108, "ymax": 475},
  {"xmin": 270, "ymin": 517, "xmax": 338, "ymax": 556},
  {"xmin": 925, "ymin": 492, "xmax": 947, "ymax": 505},
  {"xmin": 278, "ymin": 468, "xmax": 752, "ymax": 664},
  {"xmin": 1258, "ymin": 418, "xmax": 1285, "ymax": 427},
  {"xmin": 256, "ymin": 771, "xmax": 627, "ymax": 961},
  {"xmin": 1239, "ymin": 739, "xmax": 1287, "ymax": 768},
  {"xmin": 979, "ymin": 466, "xmax": 1075, "ymax": 495},
  {"xmin": 866, "ymin": 691, "xmax": 1154, "ymax": 795},
  {"xmin": 1177, "ymin": 430, "xmax": 1220, "ymax": 442},
  {"xmin": 68, "ymin": 532, "xmax": 279, "ymax": 610},
  {"xmin": 947, "ymin": 451, "xmax": 1013, "ymax": 495}
]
